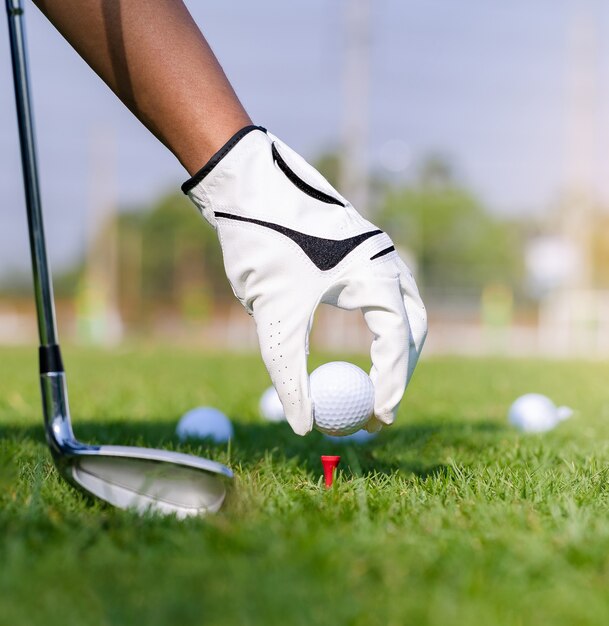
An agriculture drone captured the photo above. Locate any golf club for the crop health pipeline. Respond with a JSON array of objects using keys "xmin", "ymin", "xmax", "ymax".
[{"xmin": 5, "ymin": 0, "xmax": 233, "ymax": 518}]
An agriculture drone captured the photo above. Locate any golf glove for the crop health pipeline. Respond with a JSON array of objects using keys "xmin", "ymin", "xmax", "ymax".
[{"xmin": 182, "ymin": 126, "xmax": 427, "ymax": 436}]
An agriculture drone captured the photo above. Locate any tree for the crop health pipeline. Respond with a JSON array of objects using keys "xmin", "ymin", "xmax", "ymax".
[
  {"xmin": 376, "ymin": 158, "xmax": 524, "ymax": 294},
  {"xmin": 114, "ymin": 192, "xmax": 232, "ymax": 325}
]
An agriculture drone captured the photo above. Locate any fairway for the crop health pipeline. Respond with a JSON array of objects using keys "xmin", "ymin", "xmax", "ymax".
[{"xmin": 2, "ymin": 347, "xmax": 609, "ymax": 626}]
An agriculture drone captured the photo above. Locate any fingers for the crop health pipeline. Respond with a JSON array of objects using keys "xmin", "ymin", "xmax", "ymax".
[
  {"xmin": 250, "ymin": 254, "xmax": 426, "ymax": 435},
  {"xmin": 253, "ymin": 295, "xmax": 315, "ymax": 436},
  {"xmin": 335, "ymin": 269, "xmax": 410, "ymax": 426},
  {"xmin": 397, "ymin": 258, "xmax": 428, "ymax": 382},
  {"xmin": 362, "ymin": 286, "xmax": 410, "ymax": 426}
]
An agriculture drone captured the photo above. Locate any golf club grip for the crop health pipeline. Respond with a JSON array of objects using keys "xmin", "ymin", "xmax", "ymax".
[
  {"xmin": 39, "ymin": 343, "xmax": 64, "ymax": 374},
  {"xmin": 6, "ymin": 0, "xmax": 59, "ymax": 347}
]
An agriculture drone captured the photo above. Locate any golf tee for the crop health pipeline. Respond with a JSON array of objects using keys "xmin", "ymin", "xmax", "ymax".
[{"xmin": 321, "ymin": 455, "xmax": 341, "ymax": 488}]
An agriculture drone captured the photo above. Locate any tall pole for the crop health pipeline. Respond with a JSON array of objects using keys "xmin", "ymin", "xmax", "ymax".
[
  {"xmin": 340, "ymin": 0, "xmax": 370, "ymax": 215},
  {"xmin": 80, "ymin": 125, "xmax": 122, "ymax": 344},
  {"xmin": 562, "ymin": 0, "xmax": 597, "ymax": 291},
  {"xmin": 541, "ymin": 0, "xmax": 600, "ymax": 356}
]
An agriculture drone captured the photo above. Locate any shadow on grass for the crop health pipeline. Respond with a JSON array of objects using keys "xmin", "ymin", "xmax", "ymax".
[{"xmin": 1, "ymin": 417, "xmax": 506, "ymax": 481}]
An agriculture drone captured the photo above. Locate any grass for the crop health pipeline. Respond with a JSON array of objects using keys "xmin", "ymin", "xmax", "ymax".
[{"xmin": 2, "ymin": 346, "xmax": 609, "ymax": 625}]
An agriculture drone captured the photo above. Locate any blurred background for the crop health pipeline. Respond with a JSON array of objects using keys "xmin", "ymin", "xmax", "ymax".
[{"xmin": 1, "ymin": 0, "xmax": 609, "ymax": 357}]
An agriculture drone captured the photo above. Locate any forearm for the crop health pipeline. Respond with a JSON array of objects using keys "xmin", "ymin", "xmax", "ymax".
[{"xmin": 33, "ymin": 0, "xmax": 251, "ymax": 173}]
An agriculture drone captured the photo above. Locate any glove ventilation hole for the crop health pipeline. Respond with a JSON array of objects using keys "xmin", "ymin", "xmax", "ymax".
[{"xmin": 268, "ymin": 320, "xmax": 297, "ymax": 407}]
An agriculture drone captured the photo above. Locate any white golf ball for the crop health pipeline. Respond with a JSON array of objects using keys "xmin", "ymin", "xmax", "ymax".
[
  {"xmin": 508, "ymin": 394, "xmax": 564, "ymax": 433},
  {"xmin": 176, "ymin": 407, "xmax": 233, "ymax": 443},
  {"xmin": 259, "ymin": 386, "xmax": 285, "ymax": 422},
  {"xmin": 323, "ymin": 429, "xmax": 378, "ymax": 445},
  {"xmin": 310, "ymin": 362, "xmax": 375, "ymax": 436}
]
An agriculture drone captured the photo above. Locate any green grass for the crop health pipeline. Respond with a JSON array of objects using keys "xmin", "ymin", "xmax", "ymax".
[{"xmin": 2, "ymin": 346, "xmax": 609, "ymax": 625}]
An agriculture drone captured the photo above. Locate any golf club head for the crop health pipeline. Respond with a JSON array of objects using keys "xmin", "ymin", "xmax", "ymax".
[
  {"xmin": 42, "ymin": 372, "xmax": 234, "ymax": 518},
  {"xmin": 54, "ymin": 444, "xmax": 233, "ymax": 518}
]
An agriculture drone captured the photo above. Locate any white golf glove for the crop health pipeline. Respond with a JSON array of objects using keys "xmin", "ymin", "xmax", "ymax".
[{"xmin": 182, "ymin": 126, "xmax": 427, "ymax": 436}]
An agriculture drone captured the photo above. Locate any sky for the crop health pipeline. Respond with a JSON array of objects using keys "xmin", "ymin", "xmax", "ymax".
[{"xmin": 1, "ymin": 0, "xmax": 608, "ymax": 279}]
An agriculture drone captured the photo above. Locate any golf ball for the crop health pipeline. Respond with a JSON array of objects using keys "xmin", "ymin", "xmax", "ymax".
[
  {"xmin": 310, "ymin": 362, "xmax": 375, "ymax": 436},
  {"xmin": 176, "ymin": 407, "xmax": 233, "ymax": 443},
  {"xmin": 259, "ymin": 386, "xmax": 286, "ymax": 422},
  {"xmin": 508, "ymin": 394, "xmax": 571, "ymax": 433}
]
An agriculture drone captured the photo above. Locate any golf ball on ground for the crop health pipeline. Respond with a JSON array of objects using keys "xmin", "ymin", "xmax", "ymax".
[
  {"xmin": 310, "ymin": 362, "xmax": 375, "ymax": 436},
  {"xmin": 176, "ymin": 407, "xmax": 233, "ymax": 443},
  {"xmin": 259, "ymin": 386, "xmax": 285, "ymax": 422},
  {"xmin": 508, "ymin": 394, "xmax": 572, "ymax": 433}
]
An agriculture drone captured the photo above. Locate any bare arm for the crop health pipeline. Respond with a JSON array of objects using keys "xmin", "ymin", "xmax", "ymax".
[{"xmin": 33, "ymin": 0, "xmax": 252, "ymax": 174}]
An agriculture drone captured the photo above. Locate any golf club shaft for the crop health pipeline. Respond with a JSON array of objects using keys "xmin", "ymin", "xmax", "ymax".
[
  {"xmin": 4, "ymin": 1, "xmax": 233, "ymax": 516},
  {"xmin": 6, "ymin": 0, "xmax": 59, "ymax": 349}
]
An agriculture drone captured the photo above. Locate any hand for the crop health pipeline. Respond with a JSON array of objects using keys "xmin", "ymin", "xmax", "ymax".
[{"xmin": 182, "ymin": 126, "xmax": 427, "ymax": 435}]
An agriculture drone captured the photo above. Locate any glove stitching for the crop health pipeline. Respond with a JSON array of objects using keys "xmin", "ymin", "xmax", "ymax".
[
  {"xmin": 218, "ymin": 219, "xmax": 324, "ymax": 280},
  {"xmin": 210, "ymin": 202, "xmax": 377, "ymax": 242},
  {"xmin": 213, "ymin": 207, "xmax": 392, "ymax": 258},
  {"xmin": 271, "ymin": 143, "xmax": 346, "ymax": 207},
  {"xmin": 181, "ymin": 125, "xmax": 265, "ymax": 193},
  {"xmin": 217, "ymin": 218, "xmax": 392, "ymax": 283}
]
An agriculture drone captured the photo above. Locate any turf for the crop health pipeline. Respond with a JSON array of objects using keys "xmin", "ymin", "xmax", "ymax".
[{"xmin": 2, "ymin": 346, "xmax": 609, "ymax": 626}]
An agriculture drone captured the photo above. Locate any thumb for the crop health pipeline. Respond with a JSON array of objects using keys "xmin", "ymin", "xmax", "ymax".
[{"xmin": 253, "ymin": 295, "xmax": 315, "ymax": 436}]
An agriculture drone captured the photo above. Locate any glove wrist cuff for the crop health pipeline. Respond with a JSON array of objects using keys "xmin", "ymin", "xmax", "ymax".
[{"xmin": 181, "ymin": 125, "xmax": 267, "ymax": 194}]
